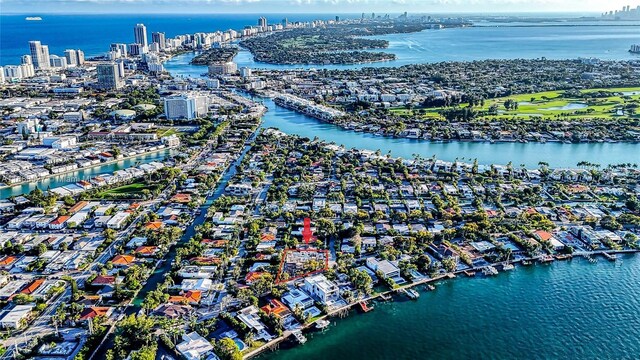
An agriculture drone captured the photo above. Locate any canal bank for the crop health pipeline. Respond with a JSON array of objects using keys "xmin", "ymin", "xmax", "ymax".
[
  {"xmin": 0, "ymin": 148, "xmax": 176, "ymax": 199},
  {"xmin": 164, "ymin": 54, "xmax": 640, "ymax": 168}
]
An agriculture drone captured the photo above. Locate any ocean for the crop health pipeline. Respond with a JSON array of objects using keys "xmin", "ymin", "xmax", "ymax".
[
  {"xmin": 0, "ymin": 14, "xmax": 346, "ymax": 66},
  {"xmin": 2, "ymin": 13, "xmax": 640, "ymax": 360}
]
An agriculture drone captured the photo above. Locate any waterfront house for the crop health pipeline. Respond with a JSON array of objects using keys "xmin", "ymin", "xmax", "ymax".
[
  {"xmin": 176, "ymin": 332, "xmax": 215, "ymax": 360},
  {"xmin": 236, "ymin": 306, "xmax": 274, "ymax": 341},
  {"xmin": 303, "ymin": 274, "xmax": 340, "ymax": 305},
  {"xmin": 365, "ymin": 257, "xmax": 403, "ymax": 284},
  {"xmin": 281, "ymin": 288, "xmax": 315, "ymax": 310}
]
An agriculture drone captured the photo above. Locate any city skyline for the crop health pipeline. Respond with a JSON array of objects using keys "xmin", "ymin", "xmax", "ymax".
[{"xmin": 1, "ymin": 0, "xmax": 637, "ymax": 14}]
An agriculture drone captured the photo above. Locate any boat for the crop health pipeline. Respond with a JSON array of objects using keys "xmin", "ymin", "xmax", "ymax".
[
  {"xmin": 482, "ymin": 266, "xmax": 499, "ymax": 276},
  {"xmin": 379, "ymin": 292, "xmax": 392, "ymax": 301},
  {"xmin": 521, "ymin": 260, "xmax": 532, "ymax": 266},
  {"xmin": 25, "ymin": 16, "xmax": 42, "ymax": 21},
  {"xmin": 502, "ymin": 263, "xmax": 515, "ymax": 271},
  {"xmin": 425, "ymin": 284, "xmax": 436, "ymax": 291},
  {"xmin": 358, "ymin": 300, "xmax": 374, "ymax": 312},
  {"xmin": 315, "ymin": 319, "xmax": 330, "ymax": 330},
  {"xmin": 292, "ymin": 330, "xmax": 307, "ymax": 344},
  {"xmin": 403, "ymin": 288, "xmax": 420, "ymax": 300}
]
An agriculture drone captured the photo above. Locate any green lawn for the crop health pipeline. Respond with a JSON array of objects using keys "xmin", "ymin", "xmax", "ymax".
[
  {"xmin": 97, "ymin": 183, "xmax": 159, "ymax": 198},
  {"xmin": 389, "ymin": 87, "xmax": 640, "ymax": 120},
  {"xmin": 156, "ymin": 128, "xmax": 182, "ymax": 137}
]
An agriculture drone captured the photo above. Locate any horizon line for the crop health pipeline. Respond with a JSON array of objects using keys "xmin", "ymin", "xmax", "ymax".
[{"xmin": 1, "ymin": 11, "xmax": 604, "ymax": 15}]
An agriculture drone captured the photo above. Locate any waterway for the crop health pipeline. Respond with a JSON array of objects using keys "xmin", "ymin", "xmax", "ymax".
[
  {"xmin": 263, "ymin": 256, "xmax": 640, "ymax": 360},
  {"xmin": 0, "ymin": 149, "xmax": 174, "ymax": 199},
  {"xmin": 166, "ymin": 55, "xmax": 640, "ymax": 168}
]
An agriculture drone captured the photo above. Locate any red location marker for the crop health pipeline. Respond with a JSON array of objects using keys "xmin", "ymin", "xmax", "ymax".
[{"xmin": 302, "ymin": 217, "xmax": 313, "ymax": 244}]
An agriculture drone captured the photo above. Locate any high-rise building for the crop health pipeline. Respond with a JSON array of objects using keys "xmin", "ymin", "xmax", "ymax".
[
  {"xmin": 4, "ymin": 65, "xmax": 23, "ymax": 79},
  {"xmin": 128, "ymin": 43, "xmax": 147, "ymax": 56},
  {"xmin": 21, "ymin": 55, "xmax": 32, "ymax": 65},
  {"xmin": 110, "ymin": 43, "xmax": 128, "ymax": 58},
  {"xmin": 29, "ymin": 41, "xmax": 50, "ymax": 70},
  {"xmin": 76, "ymin": 50, "xmax": 85, "ymax": 65},
  {"xmin": 151, "ymin": 32, "xmax": 166, "ymax": 50},
  {"xmin": 258, "ymin": 17, "xmax": 267, "ymax": 29},
  {"xmin": 41, "ymin": 45, "xmax": 50, "ymax": 66},
  {"xmin": 96, "ymin": 62, "xmax": 124, "ymax": 90},
  {"xmin": 20, "ymin": 64, "xmax": 35, "ymax": 77},
  {"xmin": 164, "ymin": 93, "xmax": 209, "ymax": 120},
  {"xmin": 134, "ymin": 23, "xmax": 148, "ymax": 47},
  {"xmin": 0, "ymin": 68, "xmax": 5, "ymax": 84},
  {"xmin": 64, "ymin": 49, "xmax": 77, "ymax": 66},
  {"xmin": 49, "ymin": 55, "xmax": 67, "ymax": 68}
]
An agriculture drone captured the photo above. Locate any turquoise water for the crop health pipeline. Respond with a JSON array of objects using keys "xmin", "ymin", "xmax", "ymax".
[
  {"xmin": 265, "ymin": 256, "xmax": 640, "ymax": 360},
  {"xmin": 165, "ymin": 56, "xmax": 640, "ymax": 168},
  {"xmin": 254, "ymin": 97, "xmax": 640, "ymax": 168},
  {"xmin": 0, "ymin": 150, "xmax": 173, "ymax": 199},
  {"xmin": 232, "ymin": 23, "xmax": 640, "ymax": 70}
]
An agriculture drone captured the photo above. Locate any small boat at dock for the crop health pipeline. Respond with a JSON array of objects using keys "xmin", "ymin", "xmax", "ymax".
[
  {"xmin": 315, "ymin": 319, "xmax": 330, "ymax": 330},
  {"xmin": 292, "ymin": 330, "xmax": 307, "ymax": 344},
  {"xmin": 359, "ymin": 301, "xmax": 374, "ymax": 312},
  {"xmin": 379, "ymin": 292, "xmax": 392, "ymax": 301},
  {"xmin": 425, "ymin": 284, "xmax": 436, "ymax": 291},
  {"xmin": 482, "ymin": 266, "xmax": 499, "ymax": 276},
  {"xmin": 521, "ymin": 260, "xmax": 532, "ymax": 266},
  {"xmin": 502, "ymin": 263, "xmax": 515, "ymax": 271},
  {"xmin": 402, "ymin": 288, "xmax": 420, "ymax": 300}
]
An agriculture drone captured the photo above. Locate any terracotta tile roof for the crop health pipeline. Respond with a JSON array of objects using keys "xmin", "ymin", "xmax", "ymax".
[
  {"xmin": 245, "ymin": 271, "xmax": 266, "ymax": 284},
  {"xmin": 92, "ymin": 275, "xmax": 115, "ymax": 286},
  {"xmin": 145, "ymin": 221, "xmax": 163, "ymax": 230},
  {"xmin": 20, "ymin": 278, "xmax": 44, "ymax": 295},
  {"xmin": 111, "ymin": 255, "xmax": 136, "ymax": 266},
  {"xmin": 170, "ymin": 193, "xmax": 192, "ymax": 203},
  {"xmin": 535, "ymin": 230, "xmax": 553, "ymax": 241},
  {"xmin": 260, "ymin": 233, "xmax": 276, "ymax": 242},
  {"xmin": 50, "ymin": 216, "xmax": 70, "ymax": 225},
  {"xmin": 261, "ymin": 299, "xmax": 290, "ymax": 317},
  {"xmin": 169, "ymin": 290, "xmax": 202, "ymax": 305},
  {"xmin": 135, "ymin": 246, "xmax": 158, "ymax": 256},
  {"xmin": 0, "ymin": 256, "xmax": 17, "ymax": 266},
  {"xmin": 79, "ymin": 307, "xmax": 111, "ymax": 321},
  {"xmin": 68, "ymin": 201, "xmax": 88, "ymax": 214}
]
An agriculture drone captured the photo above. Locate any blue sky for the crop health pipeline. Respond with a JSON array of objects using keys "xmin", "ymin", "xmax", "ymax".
[{"xmin": 0, "ymin": 0, "xmax": 635, "ymax": 14}]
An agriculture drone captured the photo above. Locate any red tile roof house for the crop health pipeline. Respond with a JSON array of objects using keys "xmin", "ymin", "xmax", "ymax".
[
  {"xmin": 135, "ymin": 246, "xmax": 159, "ymax": 257},
  {"xmin": 78, "ymin": 306, "xmax": 112, "ymax": 322},
  {"xmin": 169, "ymin": 290, "xmax": 202, "ymax": 305},
  {"xmin": 0, "ymin": 256, "xmax": 18, "ymax": 270},
  {"xmin": 111, "ymin": 255, "xmax": 136, "ymax": 267},
  {"xmin": 20, "ymin": 278, "xmax": 45, "ymax": 295},
  {"xmin": 91, "ymin": 275, "xmax": 116, "ymax": 287},
  {"xmin": 49, "ymin": 216, "xmax": 70, "ymax": 230}
]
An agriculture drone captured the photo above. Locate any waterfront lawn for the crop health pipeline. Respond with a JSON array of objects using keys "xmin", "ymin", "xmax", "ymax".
[
  {"xmin": 97, "ymin": 182, "xmax": 160, "ymax": 198},
  {"xmin": 391, "ymin": 87, "xmax": 640, "ymax": 120}
]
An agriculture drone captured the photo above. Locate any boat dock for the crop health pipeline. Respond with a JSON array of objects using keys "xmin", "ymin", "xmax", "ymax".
[{"xmin": 292, "ymin": 330, "xmax": 307, "ymax": 344}]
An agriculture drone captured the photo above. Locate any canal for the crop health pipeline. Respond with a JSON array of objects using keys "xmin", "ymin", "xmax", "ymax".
[
  {"xmin": 0, "ymin": 149, "xmax": 175, "ymax": 199},
  {"xmin": 165, "ymin": 54, "xmax": 640, "ymax": 169}
]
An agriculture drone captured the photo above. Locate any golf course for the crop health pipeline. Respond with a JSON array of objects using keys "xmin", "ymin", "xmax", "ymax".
[{"xmin": 390, "ymin": 87, "xmax": 640, "ymax": 120}]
